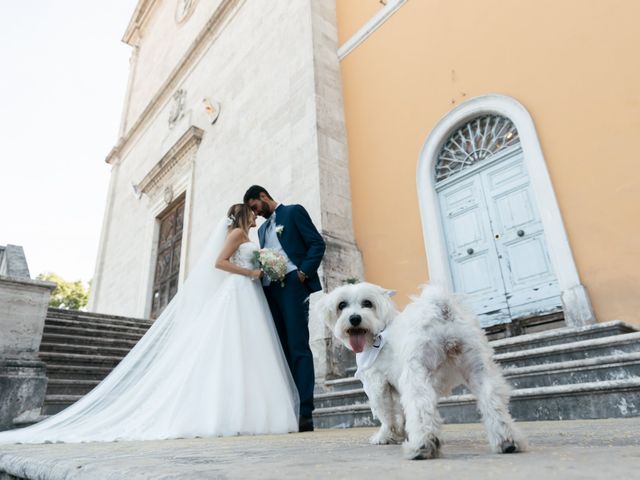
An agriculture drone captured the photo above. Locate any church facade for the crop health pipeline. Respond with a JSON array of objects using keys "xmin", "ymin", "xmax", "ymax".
[
  {"xmin": 88, "ymin": 0, "xmax": 363, "ymax": 379},
  {"xmin": 90, "ymin": 0, "xmax": 640, "ymax": 381}
]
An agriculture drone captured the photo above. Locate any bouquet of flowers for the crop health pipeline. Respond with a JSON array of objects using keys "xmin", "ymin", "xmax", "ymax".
[{"xmin": 253, "ymin": 248, "xmax": 288, "ymax": 286}]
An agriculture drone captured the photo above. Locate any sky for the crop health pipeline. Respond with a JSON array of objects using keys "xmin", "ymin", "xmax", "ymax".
[{"xmin": 0, "ymin": 0, "xmax": 139, "ymax": 283}]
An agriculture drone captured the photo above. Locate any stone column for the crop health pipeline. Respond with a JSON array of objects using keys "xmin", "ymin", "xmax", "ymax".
[
  {"xmin": 0, "ymin": 275, "xmax": 55, "ymax": 430},
  {"xmin": 308, "ymin": 0, "xmax": 365, "ymax": 382}
]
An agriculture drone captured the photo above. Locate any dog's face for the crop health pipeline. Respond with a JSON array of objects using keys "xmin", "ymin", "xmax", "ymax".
[{"xmin": 314, "ymin": 283, "xmax": 397, "ymax": 353}]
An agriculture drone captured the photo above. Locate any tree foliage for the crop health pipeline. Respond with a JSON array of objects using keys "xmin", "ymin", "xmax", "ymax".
[{"xmin": 37, "ymin": 272, "xmax": 89, "ymax": 310}]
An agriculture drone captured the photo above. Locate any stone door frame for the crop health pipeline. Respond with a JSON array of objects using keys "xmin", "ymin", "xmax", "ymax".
[{"xmin": 416, "ymin": 94, "xmax": 595, "ymax": 327}]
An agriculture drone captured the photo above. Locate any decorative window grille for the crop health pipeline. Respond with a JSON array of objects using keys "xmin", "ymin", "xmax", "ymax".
[
  {"xmin": 435, "ymin": 115, "xmax": 520, "ymax": 182},
  {"xmin": 150, "ymin": 194, "xmax": 185, "ymax": 319}
]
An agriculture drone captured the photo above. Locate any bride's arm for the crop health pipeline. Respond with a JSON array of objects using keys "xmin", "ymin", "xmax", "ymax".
[{"xmin": 214, "ymin": 228, "xmax": 262, "ymax": 279}]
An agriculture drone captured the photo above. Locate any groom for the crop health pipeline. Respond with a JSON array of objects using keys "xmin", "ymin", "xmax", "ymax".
[{"xmin": 244, "ymin": 185, "xmax": 325, "ymax": 432}]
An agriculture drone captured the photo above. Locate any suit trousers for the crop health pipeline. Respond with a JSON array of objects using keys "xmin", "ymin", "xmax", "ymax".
[{"xmin": 264, "ymin": 271, "xmax": 315, "ymax": 418}]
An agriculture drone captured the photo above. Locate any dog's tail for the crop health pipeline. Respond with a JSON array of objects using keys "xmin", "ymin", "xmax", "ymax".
[{"xmin": 411, "ymin": 284, "xmax": 464, "ymax": 322}]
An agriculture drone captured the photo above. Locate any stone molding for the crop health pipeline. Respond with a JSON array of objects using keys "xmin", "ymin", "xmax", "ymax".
[
  {"xmin": 337, "ymin": 0, "xmax": 408, "ymax": 60},
  {"xmin": 107, "ymin": 0, "xmax": 245, "ymax": 165},
  {"xmin": 133, "ymin": 125, "xmax": 204, "ymax": 196},
  {"xmin": 123, "ymin": 0, "xmax": 160, "ymax": 46}
]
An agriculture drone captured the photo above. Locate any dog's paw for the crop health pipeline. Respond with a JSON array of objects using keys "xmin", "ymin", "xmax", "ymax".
[
  {"xmin": 370, "ymin": 429, "xmax": 401, "ymax": 445},
  {"xmin": 403, "ymin": 436, "xmax": 441, "ymax": 460},
  {"xmin": 369, "ymin": 433, "xmax": 392, "ymax": 445},
  {"xmin": 500, "ymin": 439, "xmax": 521, "ymax": 454}
]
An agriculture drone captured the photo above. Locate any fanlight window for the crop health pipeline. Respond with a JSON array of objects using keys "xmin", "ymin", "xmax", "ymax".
[{"xmin": 435, "ymin": 115, "xmax": 520, "ymax": 182}]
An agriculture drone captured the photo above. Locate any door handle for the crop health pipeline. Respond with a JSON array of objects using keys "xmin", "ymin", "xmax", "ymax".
[
  {"xmin": 517, "ymin": 229, "xmax": 525, "ymax": 237},
  {"xmin": 466, "ymin": 248, "xmax": 474, "ymax": 255}
]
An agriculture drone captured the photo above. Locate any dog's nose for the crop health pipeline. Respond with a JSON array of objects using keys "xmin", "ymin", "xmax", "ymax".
[{"xmin": 349, "ymin": 314, "xmax": 362, "ymax": 326}]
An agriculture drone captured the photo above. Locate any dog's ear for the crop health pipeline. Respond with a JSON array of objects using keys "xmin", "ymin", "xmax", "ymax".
[
  {"xmin": 374, "ymin": 285, "xmax": 396, "ymax": 298},
  {"xmin": 311, "ymin": 293, "xmax": 336, "ymax": 328},
  {"xmin": 373, "ymin": 286, "xmax": 398, "ymax": 324}
]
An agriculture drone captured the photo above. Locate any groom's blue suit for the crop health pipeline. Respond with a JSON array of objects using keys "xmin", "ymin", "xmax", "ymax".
[{"xmin": 258, "ymin": 204, "xmax": 325, "ymax": 419}]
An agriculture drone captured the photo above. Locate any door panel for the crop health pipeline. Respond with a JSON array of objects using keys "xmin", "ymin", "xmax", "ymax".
[
  {"xmin": 439, "ymin": 177, "xmax": 511, "ymax": 326},
  {"xmin": 505, "ymin": 236, "xmax": 553, "ymax": 282},
  {"xmin": 481, "ymin": 155, "xmax": 562, "ymax": 317}
]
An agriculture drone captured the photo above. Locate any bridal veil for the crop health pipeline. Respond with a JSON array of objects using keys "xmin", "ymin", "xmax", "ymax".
[{"xmin": 0, "ymin": 217, "xmax": 299, "ymax": 443}]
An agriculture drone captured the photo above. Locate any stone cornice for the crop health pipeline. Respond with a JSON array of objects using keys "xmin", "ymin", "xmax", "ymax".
[
  {"xmin": 0, "ymin": 275, "xmax": 56, "ymax": 291},
  {"xmin": 107, "ymin": 0, "xmax": 245, "ymax": 165},
  {"xmin": 123, "ymin": 0, "xmax": 159, "ymax": 46},
  {"xmin": 135, "ymin": 126, "xmax": 204, "ymax": 195}
]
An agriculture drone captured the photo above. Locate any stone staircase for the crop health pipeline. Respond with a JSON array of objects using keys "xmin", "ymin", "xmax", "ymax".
[
  {"xmin": 37, "ymin": 308, "xmax": 152, "ymax": 416},
  {"xmin": 314, "ymin": 320, "xmax": 640, "ymax": 428}
]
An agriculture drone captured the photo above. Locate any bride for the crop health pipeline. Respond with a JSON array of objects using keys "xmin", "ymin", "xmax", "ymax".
[{"xmin": 0, "ymin": 204, "xmax": 299, "ymax": 443}]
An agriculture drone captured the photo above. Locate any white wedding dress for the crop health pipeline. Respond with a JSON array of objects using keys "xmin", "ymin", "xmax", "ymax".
[{"xmin": 0, "ymin": 220, "xmax": 299, "ymax": 444}]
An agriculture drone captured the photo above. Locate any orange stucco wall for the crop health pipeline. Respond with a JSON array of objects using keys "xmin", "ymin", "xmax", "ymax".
[{"xmin": 336, "ymin": 0, "xmax": 640, "ymax": 324}]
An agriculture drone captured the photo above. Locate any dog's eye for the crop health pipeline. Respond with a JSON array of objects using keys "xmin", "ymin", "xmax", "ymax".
[
  {"xmin": 362, "ymin": 300, "xmax": 373, "ymax": 308},
  {"xmin": 337, "ymin": 301, "xmax": 348, "ymax": 311}
]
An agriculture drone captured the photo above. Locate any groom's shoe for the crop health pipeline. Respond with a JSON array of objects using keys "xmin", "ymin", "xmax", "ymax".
[{"xmin": 299, "ymin": 416, "xmax": 314, "ymax": 432}]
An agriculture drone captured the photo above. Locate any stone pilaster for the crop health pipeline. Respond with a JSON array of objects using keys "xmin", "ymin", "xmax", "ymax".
[{"xmin": 308, "ymin": 0, "xmax": 364, "ymax": 381}]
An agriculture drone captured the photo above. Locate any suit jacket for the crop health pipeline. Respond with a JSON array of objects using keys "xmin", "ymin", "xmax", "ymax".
[{"xmin": 258, "ymin": 204, "xmax": 326, "ymax": 293}]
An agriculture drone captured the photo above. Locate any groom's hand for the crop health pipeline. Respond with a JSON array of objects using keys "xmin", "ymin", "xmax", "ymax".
[{"xmin": 297, "ymin": 271, "xmax": 307, "ymax": 283}]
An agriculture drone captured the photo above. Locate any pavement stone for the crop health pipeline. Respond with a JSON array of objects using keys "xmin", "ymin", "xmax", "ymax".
[{"xmin": 1, "ymin": 418, "xmax": 639, "ymax": 479}]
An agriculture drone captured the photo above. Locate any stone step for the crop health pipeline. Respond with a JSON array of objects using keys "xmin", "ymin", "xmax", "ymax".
[
  {"xmin": 490, "ymin": 352, "xmax": 640, "ymax": 391},
  {"xmin": 322, "ymin": 376, "xmax": 362, "ymax": 393},
  {"xmin": 490, "ymin": 320, "xmax": 636, "ymax": 354},
  {"xmin": 49, "ymin": 354, "xmax": 638, "ymax": 418},
  {"xmin": 39, "ymin": 342, "xmax": 134, "ymax": 357},
  {"xmin": 314, "ymin": 378, "xmax": 640, "ymax": 428},
  {"xmin": 44, "ymin": 364, "xmax": 115, "ymax": 381},
  {"xmin": 336, "ymin": 333, "xmax": 640, "ymax": 391},
  {"xmin": 43, "ymin": 324, "xmax": 147, "ymax": 342},
  {"xmin": 44, "ymin": 317, "xmax": 151, "ymax": 336},
  {"xmin": 332, "ymin": 321, "xmax": 639, "ymax": 377},
  {"xmin": 45, "ymin": 378, "xmax": 101, "ymax": 396},
  {"xmin": 41, "ymin": 332, "xmax": 141, "ymax": 350},
  {"xmin": 317, "ymin": 352, "xmax": 640, "ymax": 408},
  {"xmin": 47, "ymin": 308, "xmax": 152, "ymax": 328},
  {"xmin": 494, "ymin": 332, "xmax": 640, "ymax": 369},
  {"xmin": 483, "ymin": 311, "xmax": 566, "ymax": 340},
  {"xmin": 39, "ymin": 352, "xmax": 123, "ymax": 369}
]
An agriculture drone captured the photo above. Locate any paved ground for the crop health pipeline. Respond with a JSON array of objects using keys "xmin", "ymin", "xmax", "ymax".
[{"xmin": 1, "ymin": 418, "xmax": 639, "ymax": 479}]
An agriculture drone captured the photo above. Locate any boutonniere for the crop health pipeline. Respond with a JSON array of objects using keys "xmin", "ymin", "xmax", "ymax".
[{"xmin": 275, "ymin": 225, "xmax": 284, "ymax": 235}]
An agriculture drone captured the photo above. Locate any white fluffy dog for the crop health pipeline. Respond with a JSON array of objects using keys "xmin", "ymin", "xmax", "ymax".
[{"xmin": 314, "ymin": 282, "xmax": 526, "ymax": 459}]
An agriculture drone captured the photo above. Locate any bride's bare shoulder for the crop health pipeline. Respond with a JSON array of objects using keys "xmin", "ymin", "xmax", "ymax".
[{"xmin": 226, "ymin": 228, "xmax": 247, "ymax": 243}]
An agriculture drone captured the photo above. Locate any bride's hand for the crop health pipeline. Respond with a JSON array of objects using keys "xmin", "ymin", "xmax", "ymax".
[{"xmin": 251, "ymin": 269, "xmax": 263, "ymax": 280}]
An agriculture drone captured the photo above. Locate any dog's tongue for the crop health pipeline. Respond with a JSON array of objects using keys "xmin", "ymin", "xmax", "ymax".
[{"xmin": 349, "ymin": 332, "xmax": 367, "ymax": 353}]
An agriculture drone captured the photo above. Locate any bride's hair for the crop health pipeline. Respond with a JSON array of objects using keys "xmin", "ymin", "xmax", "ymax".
[{"xmin": 226, "ymin": 203, "xmax": 253, "ymax": 233}]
